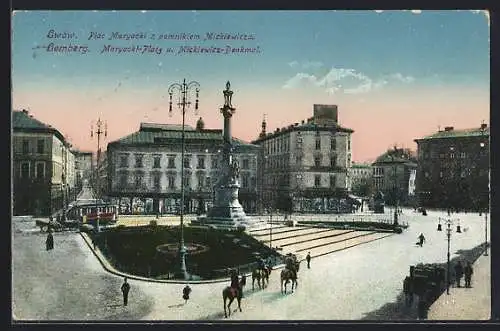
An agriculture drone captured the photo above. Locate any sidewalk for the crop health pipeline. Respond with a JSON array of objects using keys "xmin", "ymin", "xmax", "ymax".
[{"xmin": 427, "ymin": 251, "xmax": 491, "ymax": 320}]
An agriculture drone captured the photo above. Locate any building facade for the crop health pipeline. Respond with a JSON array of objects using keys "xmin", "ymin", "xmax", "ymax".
[
  {"xmin": 372, "ymin": 147, "xmax": 418, "ymax": 207},
  {"xmin": 106, "ymin": 120, "xmax": 259, "ymax": 215},
  {"xmin": 414, "ymin": 124, "xmax": 490, "ymax": 211},
  {"xmin": 252, "ymin": 104, "xmax": 354, "ymax": 213},
  {"xmin": 74, "ymin": 151, "xmax": 93, "ymax": 190},
  {"xmin": 13, "ymin": 109, "xmax": 77, "ymax": 216},
  {"xmin": 349, "ymin": 162, "xmax": 373, "ymax": 197}
]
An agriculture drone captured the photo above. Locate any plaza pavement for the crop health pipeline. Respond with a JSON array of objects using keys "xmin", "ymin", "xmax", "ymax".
[
  {"xmin": 427, "ymin": 251, "xmax": 491, "ymax": 320},
  {"xmin": 12, "ymin": 208, "xmax": 490, "ymax": 321}
]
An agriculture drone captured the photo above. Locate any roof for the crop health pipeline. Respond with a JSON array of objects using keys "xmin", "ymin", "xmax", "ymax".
[
  {"xmin": 109, "ymin": 122, "xmax": 259, "ymax": 149},
  {"xmin": 252, "ymin": 121, "xmax": 354, "ymax": 143},
  {"xmin": 12, "ymin": 110, "xmax": 68, "ymax": 144},
  {"xmin": 13, "ymin": 110, "xmax": 52, "ymax": 130},
  {"xmin": 351, "ymin": 163, "xmax": 372, "ymax": 169},
  {"xmin": 372, "ymin": 147, "xmax": 417, "ymax": 165},
  {"xmin": 415, "ymin": 126, "xmax": 490, "ymax": 141}
]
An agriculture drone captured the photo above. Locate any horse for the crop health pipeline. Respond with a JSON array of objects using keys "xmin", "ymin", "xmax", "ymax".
[
  {"xmin": 252, "ymin": 266, "xmax": 272, "ymax": 290},
  {"xmin": 281, "ymin": 261, "xmax": 300, "ymax": 294},
  {"xmin": 222, "ymin": 275, "xmax": 247, "ymax": 318}
]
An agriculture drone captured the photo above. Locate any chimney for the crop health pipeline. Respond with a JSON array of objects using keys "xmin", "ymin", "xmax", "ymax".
[
  {"xmin": 444, "ymin": 126, "xmax": 454, "ymax": 132},
  {"xmin": 481, "ymin": 123, "xmax": 488, "ymax": 130},
  {"xmin": 22, "ymin": 109, "xmax": 28, "ymax": 114},
  {"xmin": 301, "ymin": 120, "xmax": 305, "ymax": 124}
]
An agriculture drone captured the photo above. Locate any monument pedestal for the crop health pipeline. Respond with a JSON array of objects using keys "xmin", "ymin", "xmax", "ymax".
[{"xmin": 193, "ymin": 183, "xmax": 266, "ymax": 230}]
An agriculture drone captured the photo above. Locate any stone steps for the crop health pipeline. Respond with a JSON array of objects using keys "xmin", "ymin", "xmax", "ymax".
[
  {"xmin": 252, "ymin": 226, "xmax": 327, "ymax": 240},
  {"xmin": 258, "ymin": 228, "xmax": 351, "ymax": 247}
]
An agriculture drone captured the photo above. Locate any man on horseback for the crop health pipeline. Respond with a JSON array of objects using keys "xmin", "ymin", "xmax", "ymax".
[
  {"xmin": 257, "ymin": 256, "xmax": 268, "ymax": 274},
  {"xmin": 229, "ymin": 269, "xmax": 241, "ymax": 298},
  {"xmin": 285, "ymin": 253, "xmax": 298, "ymax": 279}
]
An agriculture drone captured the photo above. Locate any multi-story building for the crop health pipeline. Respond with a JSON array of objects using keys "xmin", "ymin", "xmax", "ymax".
[
  {"xmin": 252, "ymin": 104, "xmax": 354, "ymax": 213},
  {"xmin": 106, "ymin": 119, "xmax": 259, "ymax": 215},
  {"xmin": 349, "ymin": 162, "xmax": 373, "ymax": 197},
  {"xmin": 12, "ymin": 109, "xmax": 77, "ymax": 216},
  {"xmin": 372, "ymin": 147, "xmax": 418, "ymax": 207},
  {"xmin": 414, "ymin": 123, "xmax": 490, "ymax": 211},
  {"xmin": 74, "ymin": 151, "xmax": 93, "ymax": 190}
]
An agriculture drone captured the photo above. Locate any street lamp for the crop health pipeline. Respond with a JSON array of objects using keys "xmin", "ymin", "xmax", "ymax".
[
  {"xmin": 90, "ymin": 118, "xmax": 107, "ymax": 232},
  {"xmin": 390, "ymin": 154, "xmax": 399, "ymax": 226},
  {"xmin": 296, "ymin": 174, "xmax": 303, "ymax": 213},
  {"xmin": 480, "ymin": 124, "xmax": 489, "ymax": 256},
  {"xmin": 437, "ymin": 217, "xmax": 461, "ymax": 295},
  {"xmin": 168, "ymin": 78, "xmax": 200, "ymax": 280}
]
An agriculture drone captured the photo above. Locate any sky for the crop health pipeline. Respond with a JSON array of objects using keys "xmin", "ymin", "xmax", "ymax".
[{"xmin": 11, "ymin": 10, "xmax": 490, "ymax": 163}]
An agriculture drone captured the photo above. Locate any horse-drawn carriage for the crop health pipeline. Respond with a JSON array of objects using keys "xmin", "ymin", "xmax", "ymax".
[{"xmin": 35, "ymin": 218, "xmax": 79, "ymax": 232}]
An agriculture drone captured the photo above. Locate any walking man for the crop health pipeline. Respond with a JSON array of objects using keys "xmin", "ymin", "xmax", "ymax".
[
  {"xmin": 46, "ymin": 228, "xmax": 54, "ymax": 251},
  {"xmin": 306, "ymin": 252, "xmax": 311, "ymax": 269},
  {"xmin": 418, "ymin": 233, "xmax": 426, "ymax": 247},
  {"xmin": 183, "ymin": 284, "xmax": 192, "ymax": 304},
  {"xmin": 121, "ymin": 277, "xmax": 130, "ymax": 306},
  {"xmin": 464, "ymin": 261, "xmax": 473, "ymax": 288},
  {"xmin": 454, "ymin": 261, "xmax": 464, "ymax": 288}
]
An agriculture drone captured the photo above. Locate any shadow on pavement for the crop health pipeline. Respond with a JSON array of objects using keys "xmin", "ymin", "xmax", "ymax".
[{"xmin": 360, "ymin": 243, "xmax": 486, "ymax": 321}]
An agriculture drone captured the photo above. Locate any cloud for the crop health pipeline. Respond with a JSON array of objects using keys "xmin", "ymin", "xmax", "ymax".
[
  {"xmin": 283, "ymin": 67, "xmax": 415, "ymax": 94},
  {"xmin": 288, "ymin": 60, "xmax": 324, "ymax": 70}
]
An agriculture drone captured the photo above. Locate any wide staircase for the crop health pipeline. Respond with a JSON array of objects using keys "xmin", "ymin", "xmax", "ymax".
[{"xmin": 248, "ymin": 224, "xmax": 393, "ymax": 260}]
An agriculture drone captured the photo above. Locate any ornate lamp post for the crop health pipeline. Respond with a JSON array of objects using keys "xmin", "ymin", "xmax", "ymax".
[
  {"xmin": 90, "ymin": 118, "xmax": 107, "ymax": 232},
  {"xmin": 437, "ymin": 217, "xmax": 461, "ymax": 294},
  {"xmin": 168, "ymin": 78, "xmax": 200, "ymax": 280}
]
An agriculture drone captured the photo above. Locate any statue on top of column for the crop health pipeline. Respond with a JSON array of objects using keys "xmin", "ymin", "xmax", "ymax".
[{"xmin": 220, "ymin": 81, "xmax": 236, "ymax": 118}]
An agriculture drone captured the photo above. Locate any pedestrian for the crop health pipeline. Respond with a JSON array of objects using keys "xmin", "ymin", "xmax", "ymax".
[
  {"xmin": 464, "ymin": 261, "xmax": 473, "ymax": 288},
  {"xmin": 454, "ymin": 261, "xmax": 464, "ymax": 288},
  {"xmin": 417, "ymin": 233, "xmax": 425, "ymax": 247},
  {"xmin": 46, "ymin": 228, "xmax": 54, "ymax": 251},
  {"xmin": 306, "ymin": 252, "xmax": 311, "ymax": 269},
  {"xmin": 121, "ymin": 277, "xmax": 130, "ymax": 306},
  {"xmin": 183, "ymin": 284, "xmax": 192, "ymax": 304}
]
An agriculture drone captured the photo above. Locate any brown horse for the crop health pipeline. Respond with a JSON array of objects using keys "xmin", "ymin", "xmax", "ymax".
[
  {"xmin": 222, "ymin": 275, "xmax": 247, "ymax": 318},
  {"xmin": 252, "ymin": 266, "xmax": 272, "ymax": 290},
  {"xmin": 281, "ymin": 261, "xmax": 300, "ymax": 294}
]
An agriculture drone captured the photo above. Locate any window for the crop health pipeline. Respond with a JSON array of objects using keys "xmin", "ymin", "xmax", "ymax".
[
  {"xmin": 119, "ymin": 155, "xmax": 128, "ymax": 168},
  {"xmin": 314, "ymin": 175, "xmax": 321, "ymax": 187},
  {"xmin": 197, "ymin": 174, "xmax": 205, "ymax": 188},
  {"xmin": 314, "ymin": 157, "xmax": 321, "ymax": 167},
  {"xmin": 134, "ymin": 173, "xmax": 143, "ymax": 186},
  {"xmin": 242, "ymin": 159, "xmax": 250, "ymax": 169},
  {"xmin": 135, "ymin": 154, "xmax": 143, "ymax": 168},
  {"xmin": 153, "ymin": 173, "xmax": 161, "ymax": 189},
  {"xmin": 211, "ymin": 156, "xmax": 218, "ymax": 169},
  {"xmin": 331, "ymin": 137, "xmax": 336, "ymax": 150},
  {"xmin": 183, "ymin": 175, "xmax": 191, "ymax": 188},
  {"xmin": 242, "ymin": 173, "xmax": 249, "ymax": 188},
  {"xmin": 119, "ymin": 174, "xmax": 127, "ymax": 187},
  {"xmin": 461, "ymin": 152, "xmax": 466, "ymax": 158},
  {"xmin": 20, "ymin": 162, "xmax": 30, "ymax": 178},
  {"xmin": 348, "ymin": 137, "xmax": 351, "ymax": 150},
  {"xmin": 450, "ymin": 153, "xmax": 455, "ymax": 159},
  {"xmin": 461, "ymin": 170, "xmax": 467, "ymax": 178},
  {"xmin": 22, "ymin": 140, "xmax": 29, "ymax": 154},
  {"xmin": 184, "ymin": 156, "xmax": 191, "ymax": 169},
  {"xmin": 37, "ymin": 139, "xmax": 44, "ymax": 154},
  {"xmin": 153, "ymin": 155, "xmax": 161, "ymax": 168},
  {"xmin": 36, "ymin": 162, "xmax": 45, "ymax": 179},
  {"xmin": 296, "ymin": 155, "xmax": 302, "ymax": 165},
  {"xmin": 330, "ymin": 175, "xmax": 336, "ymax": 188},
  {"xmin": 206, "ymin": 177, "xmax": 211, "ymax": 188},
  {"xmin": 197, "ymin": 156, "xmax": 205, "ymax": 169},
  {"xmin": 315, "ymin": 138, "xmax": 321, "ymax": 150},
  {"xmin": 168, "ymin": 176, "xmax": 175, "ymax": 189},
  {"xmin": 330, "ymin": 157, "xmax": 336, "ymax": 168},
  {"xmin": 168, "ymin": 156, "xmax": 176, "ymax": 168}
]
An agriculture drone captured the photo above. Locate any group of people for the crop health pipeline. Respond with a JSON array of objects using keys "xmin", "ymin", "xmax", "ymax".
[{"xmin": 454, "ymin": 260, "xmax": 474, "ymax": 288}]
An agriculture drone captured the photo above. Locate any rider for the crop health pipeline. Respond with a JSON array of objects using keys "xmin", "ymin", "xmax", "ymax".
[
  {"xmin": 257, "ymin": 256, "xmax": 267, "ymax": 273},
  {"xmin": 229, "ymin": 269, "xmax": 240, "ymax": 297},
  {"xmin": 285, "ymin": 253, "xmax": 297, "ymax": 279}
]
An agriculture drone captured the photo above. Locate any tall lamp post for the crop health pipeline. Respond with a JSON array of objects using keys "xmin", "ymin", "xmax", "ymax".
[
  {"xmin": 437, "ymin": 217, "xmax": 462, "ymax": 294},
  {"xmin": 168, "ymin": 78, "xmax": 200, "ymax": 280},
  {"xmin": 480, "ymin": 123, "xmax": 489, "ymax": 256},
  {"xmin": 60, "ymin": 142, "xmax": 67, "ymax": 221},
  {"xmin": 91, "ymin": 118, "xmax": 107, "ymax": 232},
  {"xmin": 390, "ymin": 155, "xmax": 399, "ymax": 226}
]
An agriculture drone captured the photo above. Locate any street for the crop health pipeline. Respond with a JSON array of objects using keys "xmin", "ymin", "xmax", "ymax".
[{"xmin": 12, "ymin": 209, "xmax": 489, "ymax": 320}]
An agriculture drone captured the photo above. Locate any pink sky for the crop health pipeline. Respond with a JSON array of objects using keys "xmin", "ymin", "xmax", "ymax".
[{"xmin": 12, "ymin": 84, "xmax": 489, "ymax": 163}]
